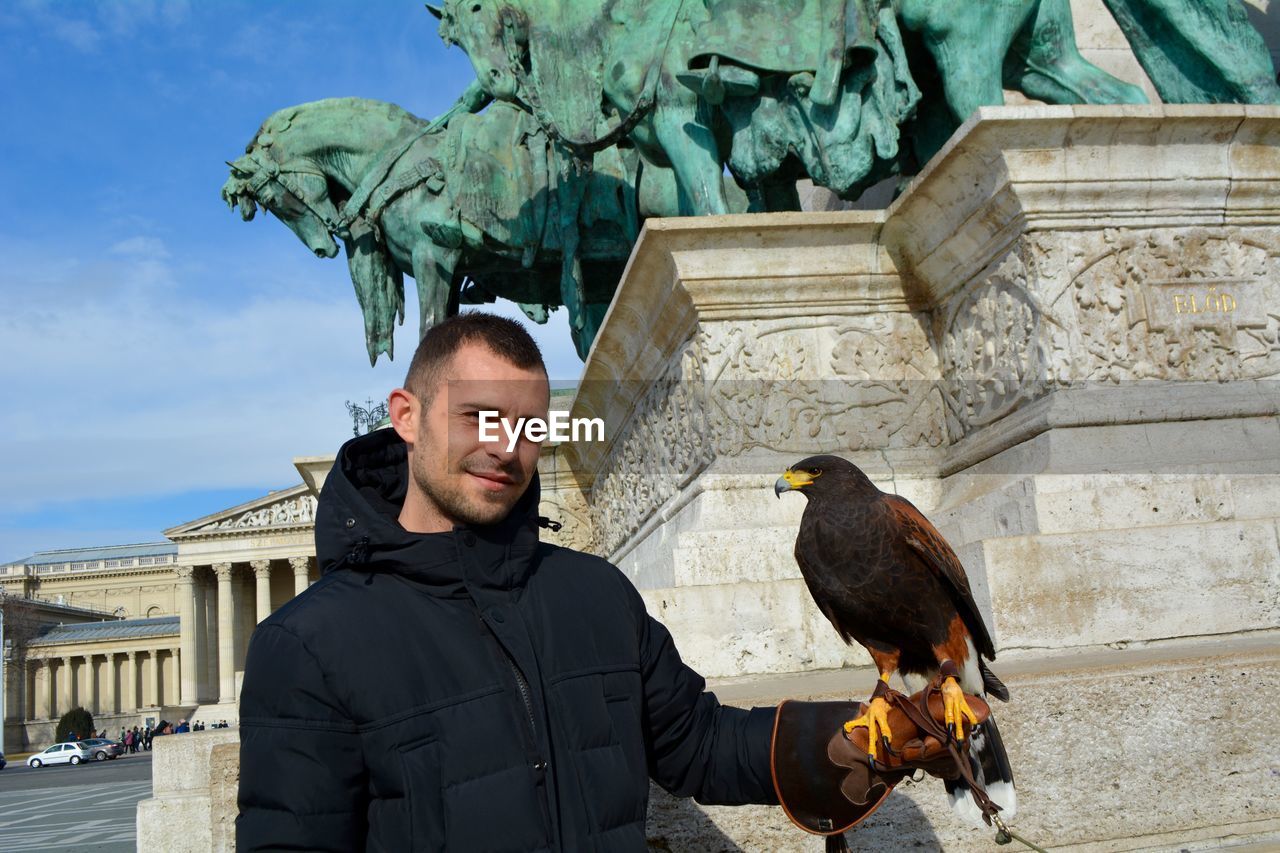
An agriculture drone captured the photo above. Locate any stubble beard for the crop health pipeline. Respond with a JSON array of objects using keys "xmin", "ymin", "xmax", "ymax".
[{"xmin": 409, "ymin": 445, "xmax": 524, "ymax": 528}]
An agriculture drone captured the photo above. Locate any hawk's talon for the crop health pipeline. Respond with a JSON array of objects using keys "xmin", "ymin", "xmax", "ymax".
[
  {"xmin": 941, "ymin": 676, "xmax": 979, "ymax": 741},
  {"xmin": 843, "ymin": 695, "xmax": 893, "ymax": 762}
]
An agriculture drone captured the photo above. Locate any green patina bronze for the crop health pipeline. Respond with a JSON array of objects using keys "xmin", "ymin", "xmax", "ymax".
[
  {"xmin": 433, "ymin": 0, "xmax": 1156, "ymax": 205},
  {"xmin": 222, "ymin": 97, "xmax": 745, "ymax": 363},
  {"xmin": 1101, "ymin": 0, "xmax": 1280, "ymax": 104},
  {"xmin": 225, "ymin": 0, "xmax": 1277, "ymax": 363}
]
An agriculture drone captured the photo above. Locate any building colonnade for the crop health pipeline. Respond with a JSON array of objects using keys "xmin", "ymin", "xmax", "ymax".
[
  {"xmin": 176, "ymin": 556, "xmax": 314, "ymax": 706},
  {"xmin": 22, "ymin": 647, "xmax": 178, "ymax": 721}
]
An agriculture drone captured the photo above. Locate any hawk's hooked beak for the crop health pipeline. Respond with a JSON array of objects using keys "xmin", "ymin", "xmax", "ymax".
[{"xmin": 775, "ymin": 469, "xmax": 814, "ymax": 498}]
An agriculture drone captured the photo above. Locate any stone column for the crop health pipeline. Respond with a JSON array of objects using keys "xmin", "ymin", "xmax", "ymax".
[
  {"xmin": 290, "ymin": 556, "xmax": 311, "ymax": 596},
  {"xmin": 251, "ymin": 559, "xmax": 273, "ymax": 623},
  {"xmin": 26, "ymin": 661, "xmax": 36, "ymax": 719},
  {"xmin": 124, "ymin": 651, "xmax": 137, "ymax": 712},
  {"xmin": 214, "ymin": 562, "xmax": 236, "ymax": 703},
  {"xmin": 203, "ymin": 576, "xmax": 218, "ymax": 700},
  {"xmin": 88, "ymin": 655, "xmax": 100, "ymax": 715},
  {"xmin": 60, "ymin": 657, "xmax": 73, "ymax": 715},
  {"xmin": 176, "ymin": 564, "xmax": 198, "ymax": 705},
  {"xmin": 27, "ymin": 662, "xmax": 36, "ymax": 719},
  {"xmin": 150, "ymin": 650, "xmax": 163, "ymax": 708},
  {"xmin": 44, "ymin": 660, "xmax": 55, "ymax": 719},
  {"xmin": 105, "ymin": 654, "xmax": 116, "ymax": 715}
]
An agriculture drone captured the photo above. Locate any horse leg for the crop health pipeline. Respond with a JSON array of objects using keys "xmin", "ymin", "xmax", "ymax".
[
  {"xmin": 1009, "ymin": 0, "xmax": 1148, "ymax": 104},
  {"xmin": 651, "ymin": 94, "xmax": 730, "ymax": 216},
  {"xmin": 411, "ymin": 240, "xmax": 460, "ymax": 340},
  {"xmin": 554, "ymin": 152, "xmax": 593, "ymax": 353},
  {"xmin": 899, "ymin": 0, "xmax": 1031, "ymax": 124},
  {"xmin": 343, "ymin": 221, "xmax": 405, "ymax": 366},
  {"xmin": 1100, "ymin": 0, "xmax": 1280, "ymax": 104},
  {"xmin": 570, "ymin": 302, "xmax": 610, "ymax": 362}
]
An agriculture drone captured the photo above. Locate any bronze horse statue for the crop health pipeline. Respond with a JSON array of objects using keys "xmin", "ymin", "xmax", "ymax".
[
  {"xmin": 221, "ymin": 98, "xmax": 742, "ymax": 362},
  {"xmin": 429, "ymin": 0, "xmax": 1151, "ymax": 216}
]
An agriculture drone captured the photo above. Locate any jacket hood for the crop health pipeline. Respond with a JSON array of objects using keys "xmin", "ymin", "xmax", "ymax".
[{"xmin": 315, "ymin": 428, "xmax": 547, "ymax": 597}]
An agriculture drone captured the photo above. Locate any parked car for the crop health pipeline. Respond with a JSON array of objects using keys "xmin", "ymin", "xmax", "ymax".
[
  {"xmin": 0, "ymin": 750, "xmax": 6, "ymax": 770},
  {"xmin": 26, "ymin": 742, "xmax": 93, "ymax": 768},
  {"xmin": 78, "ymin": 738, "xmax": 125, "ymax": 761}
]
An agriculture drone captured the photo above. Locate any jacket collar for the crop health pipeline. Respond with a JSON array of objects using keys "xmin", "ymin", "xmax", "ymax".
[{"xmin": 315, "ymin": 429, "xmax": 543, "ymax": 597}]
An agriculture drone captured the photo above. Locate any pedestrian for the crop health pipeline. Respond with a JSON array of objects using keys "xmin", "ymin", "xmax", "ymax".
[
  {"xmin": 236, "ymin": 313, "xmax": 843, "ymax": 851},
  {"xmin": 123, "ymin": 729, "xmax": 133, "ymax": 753}
]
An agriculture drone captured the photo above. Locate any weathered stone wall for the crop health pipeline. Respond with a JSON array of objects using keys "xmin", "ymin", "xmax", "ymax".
[
  {"xmin": 559, "ymin": 106, "xmax": 1280, "ymax": 679},
  {"xmin": 136, "ymin": 636, "xmax": 1280, "ymax": 852}
]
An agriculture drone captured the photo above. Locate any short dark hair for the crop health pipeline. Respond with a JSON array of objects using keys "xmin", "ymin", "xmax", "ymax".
[{"xmin": 404, "ymin": 311, "xmax": 546, "ymax": 402}]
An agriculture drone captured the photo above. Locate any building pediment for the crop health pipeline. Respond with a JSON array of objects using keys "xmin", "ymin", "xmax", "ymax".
[{"xmin": 164, "ymin": 484, "xmax": 317, "ymax": 541}]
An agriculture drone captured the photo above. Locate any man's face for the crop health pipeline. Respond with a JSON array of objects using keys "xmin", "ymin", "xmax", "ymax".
[{"xmin": 407, "ymin": 342, "xmax": 549, "ymax": 528}]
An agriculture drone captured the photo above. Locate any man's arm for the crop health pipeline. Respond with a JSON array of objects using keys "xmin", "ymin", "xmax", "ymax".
[
  {"xmin": 236, "ymin": 624, "xmax": 367, "ymax": 852},
  {"xmin": 628, "ymin": 584, "xmax": 778, "ymax": 806}
]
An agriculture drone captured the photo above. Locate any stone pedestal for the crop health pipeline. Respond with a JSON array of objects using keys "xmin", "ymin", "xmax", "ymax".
[
  {"xmin": 540, "ymin": 105, "xmax": 1280, "ymax": 679},
  {"xmin": 136, "ymin": 728, "xmax": 240, "ymax": 853},
  {"xmin": 134, "ymin": 636, "xmax": 1280, "ymax": 852}
]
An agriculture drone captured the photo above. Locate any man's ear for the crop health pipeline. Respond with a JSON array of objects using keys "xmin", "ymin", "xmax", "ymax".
[{"xmin": 388, "ymin": 388, "xmax": 419, "ymax": 445}]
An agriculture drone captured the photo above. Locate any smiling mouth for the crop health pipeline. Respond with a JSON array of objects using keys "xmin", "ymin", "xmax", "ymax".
[{"xmin": 468, "ymin": 471, "xmax": 518, "ymax": 491}]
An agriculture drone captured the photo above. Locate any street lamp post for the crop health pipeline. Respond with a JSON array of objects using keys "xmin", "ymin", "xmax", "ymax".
[
  {"xmin": 0, "ymin": 587, "xmax": 6, "ymax": 757},
  {"xmin": 346, "ymin": 398, "xmax": 389, "ymax": 437}
]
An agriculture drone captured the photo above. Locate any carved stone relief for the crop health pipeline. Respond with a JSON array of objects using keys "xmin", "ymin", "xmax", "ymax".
[
  {"xmin": 587, "ymin": 338, "xmax": 713, "ymax": 557},
  {"xmin": 584, "ymin": 313, "xmax": 945, "ymax": 555},
  {"xmin": 197, "ymin": 494, "xmax": 318, "ymax": 532},
  {"xmin": 537, "ymin": 482, "xmax": 596, "ymax": 554},
  {"xmin": 1048, "ymin": 229, "xmax": 1280, "ymax": 383},
  {"xmin": 701, "ymin": 316, "xmax": 944, "ymax": 455},
  {"xmin": 939, "ymin": 250, "xmax": 1051, "ymax": 440},
  {"xmin": 938, "ymin": 228, "xmax": 1280, "ymax": 438}
]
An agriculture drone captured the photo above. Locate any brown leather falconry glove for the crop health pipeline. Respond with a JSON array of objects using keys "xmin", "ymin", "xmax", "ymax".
[{"xmin": 770, "ymin": 682, "xmax": 993, "ymax": 849}]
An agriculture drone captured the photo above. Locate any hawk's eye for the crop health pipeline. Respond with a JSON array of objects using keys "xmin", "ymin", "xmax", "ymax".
[{"xmin": 810, "ymin": 467, "xmax": 821, "ymax": 476}]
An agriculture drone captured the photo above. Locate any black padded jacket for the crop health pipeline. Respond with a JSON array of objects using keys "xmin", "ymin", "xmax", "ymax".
[{"xmin": 235, "ymin": 429, "xmax": 778, "ymax": 852}]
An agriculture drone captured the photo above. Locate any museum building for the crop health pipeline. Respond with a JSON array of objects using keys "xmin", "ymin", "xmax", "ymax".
[{"xmin": 0, "ymin": 461, "xmax": 330, "ymax": 749}]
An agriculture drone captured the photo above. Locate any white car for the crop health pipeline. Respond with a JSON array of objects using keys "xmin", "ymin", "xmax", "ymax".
[{"xmin": 27, "ymin": 742, "xmax": 93, "ymax": 768}]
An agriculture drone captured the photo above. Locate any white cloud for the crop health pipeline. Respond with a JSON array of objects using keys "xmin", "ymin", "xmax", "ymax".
[
  {"xmin": 109, "ymin": 235, "xmax": 170, "ymax": 258},
  {"xmin": 8, "ymin": 0, "xmax": 192, "ymax": 54},
  {"xmin": 15, "ymin": 0, "xmax": 101, "ymax": 52},
  {"xmin": 0, "ymin": 232, "xmax": 589, "ymax": 519},
  {"xmin": 0, "ymin": 527, "xmax": 164, "ymax": 567}
]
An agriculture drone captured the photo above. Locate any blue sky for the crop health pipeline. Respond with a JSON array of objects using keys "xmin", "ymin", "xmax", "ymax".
[{"xmin": 0, "ymin": 0, "xmax": 586, "ymax": 562}]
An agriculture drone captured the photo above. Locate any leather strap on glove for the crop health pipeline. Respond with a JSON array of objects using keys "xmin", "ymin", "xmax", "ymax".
[{"xmin": 770, "ymin": 680, "xmax": 993, "ymax": 839}]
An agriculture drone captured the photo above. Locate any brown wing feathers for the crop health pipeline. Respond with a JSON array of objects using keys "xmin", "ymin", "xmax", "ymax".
[{"xmin": 886, "ymin": 495, "xmax": 996, "ymax": 661}]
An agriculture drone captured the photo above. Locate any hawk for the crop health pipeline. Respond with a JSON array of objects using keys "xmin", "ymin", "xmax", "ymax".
[{"xmin": 775, "ymin": 454, "xmax": 1016, "ymax": 825}]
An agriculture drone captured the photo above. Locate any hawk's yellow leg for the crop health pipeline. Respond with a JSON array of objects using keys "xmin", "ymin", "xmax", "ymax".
[
  {"xmin": 941, "ymin": 676, "xmax": 979, "ymax": 740},
  {"xmin": 844, "ymin": 673, "xmax": 893, "ymax": 762}
]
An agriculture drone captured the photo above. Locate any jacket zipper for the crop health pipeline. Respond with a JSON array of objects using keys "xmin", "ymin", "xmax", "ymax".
[
  {"xmin": 485, "ymin": 621, "xmax": 554, "ymax": 845},
  {"xmin": 502, "ymin": 641, "xmax": 538, "ymax": 742},
  {"xmin": 479, "ymin": 617, "xmax": 539, "ymax": 749}
]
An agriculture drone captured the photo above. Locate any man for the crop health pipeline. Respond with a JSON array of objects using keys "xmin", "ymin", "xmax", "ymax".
[{"xmin": 236, "ymin": 313, "xmax": 783, "ymax": 851}]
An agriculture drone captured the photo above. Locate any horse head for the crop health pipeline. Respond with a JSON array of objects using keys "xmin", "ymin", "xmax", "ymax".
[
  {"xmin": 432, "ymin": 0, "xmax": 527, "ymax": 102},
  {"xmin": 221, "ymin": 113, "xmax": 341, "ymax": 260}
]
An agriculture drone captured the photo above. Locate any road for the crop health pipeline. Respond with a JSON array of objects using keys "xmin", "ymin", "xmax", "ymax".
[{"xmin": 0, "ymin": 753, "xmax": 152, "ymax": 853}]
